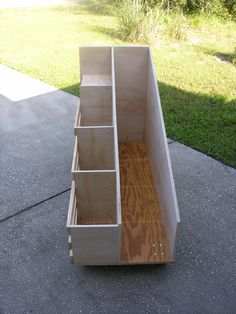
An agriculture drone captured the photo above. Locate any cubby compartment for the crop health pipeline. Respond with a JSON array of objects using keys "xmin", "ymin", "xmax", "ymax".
[
  {"xmin": 79, "ymin": 86, "xmax": 112, "ymax": 126},
  {"xmin": 67, "ymin": 46, "xmax": 180, "ymax": 265},
  {"xmin": 78, "ymin": 47, "xmax": 113, "ymax": 127},
  {"xmin": 72, "ymin": 171, "xmax": 117, "ymax": 224},
  {"xmin": 67, "ymin": 181, "xmax": 120, "ymax": 265},
  {"xmin": 72, "ymin": 127, "xmax": 115, "ymax": 171}
]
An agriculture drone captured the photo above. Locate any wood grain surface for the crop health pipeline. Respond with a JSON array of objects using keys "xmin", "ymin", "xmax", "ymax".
[{"xmin": 119, "ymin": 142, "xmax": 171, "ymax": 263}]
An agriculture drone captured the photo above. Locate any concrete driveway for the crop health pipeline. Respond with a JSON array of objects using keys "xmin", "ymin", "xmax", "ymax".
[{"xmin": 0, "ymin": 65, "xmax": 235, "ymax": 314}]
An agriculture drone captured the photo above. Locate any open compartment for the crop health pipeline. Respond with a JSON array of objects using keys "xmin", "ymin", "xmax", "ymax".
[
  {"xmin": 67, "ymin": 181, "xmax": 120, "ymax": 265},
  {"xmin": 114, "ymin": 47, "xmax": 180, "ymax": 264},
  {"xmin": 79, "ymin": 47, "xmax": 113, "ymax": 126},
  {"xmin": 72, "ymin": 127, "xmax": 115, "ymax": 171},
  {"xmin": 72, "ymin": 171, "xmax": 117, "ymax": 224}
]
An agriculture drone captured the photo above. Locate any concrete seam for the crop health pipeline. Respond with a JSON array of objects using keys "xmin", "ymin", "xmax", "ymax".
[{"xmin": 0, "ymin": 188, "xmax": 71, "ymax": 224}]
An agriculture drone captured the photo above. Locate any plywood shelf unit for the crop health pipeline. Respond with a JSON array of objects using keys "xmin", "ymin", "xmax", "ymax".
[{"xmin": 67, "ymin": 46, "xmax": 180, "ymax": 265}]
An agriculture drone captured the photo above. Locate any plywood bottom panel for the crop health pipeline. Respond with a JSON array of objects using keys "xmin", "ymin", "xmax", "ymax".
[{"xmin": 119, "ymin": 142, "xmax": 172, "ymax": 264}]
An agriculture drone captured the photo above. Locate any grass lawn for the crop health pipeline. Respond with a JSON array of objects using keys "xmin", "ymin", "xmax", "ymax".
[{"xmin": 0, "ymin": 4, "xmax": 235, "ymax": 167}]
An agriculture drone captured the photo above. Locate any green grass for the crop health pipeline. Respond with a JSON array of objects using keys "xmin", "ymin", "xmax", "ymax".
[
  {"xmin": 0, "ymin": 4, "xmax": 235, "ymax": 167},
  {"xmin": 0, "ymin": 4, "xmax": 123, "ymax": 95}
]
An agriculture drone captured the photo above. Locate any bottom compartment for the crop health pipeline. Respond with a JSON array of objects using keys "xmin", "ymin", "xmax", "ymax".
[
  {"xmin": 67, "ymin": 182, "xmax": 120, "ymax": 265},
  {"xmin": 119, "ymin": 142, "xmax": 171, "ymax": 264}
]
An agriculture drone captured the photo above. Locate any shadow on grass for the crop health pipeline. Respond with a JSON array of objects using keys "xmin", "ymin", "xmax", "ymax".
[
  {"xmin": 61, "ymin": 81, "xmax": 236, "ymax": 168},
  {"xmin": 195, "ymin": 45, "xmax": 235, "ymax": 65},
  {"xmin": 89, "ymin": 25, "xmax": 117, "ymax": 38}
]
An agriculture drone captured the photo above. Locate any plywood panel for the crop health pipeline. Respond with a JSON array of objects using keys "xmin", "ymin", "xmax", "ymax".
[
  {"xmin": 70, "ymin": 225, "xmax": 120, "ymax": 265},
  {"xmin": 121, "ymin": 186, "xmax": 162, "ymax": 222},
  {"xmin": 80, "ymin": 47, "xmax": 111, "ymax": 77},
  {"xmin": 75, "ymin": 127, "xmax": 115, "ymax": 170},
  {"xmin": 80, "ymin": 86, "xmax": 112, "ymax": 126},
  {"xmin": 82, "ymin": 74, "xmax": 112, "ymax": 87},
  {"xmin": 121, "ymin": 221, "xmax": 171, "ymax": 264},
  {"xmin": 119, "ymin": 142, "xmax": 171, "ymax": 264},
  {"xmin": 144, "ymin": 48, "xmax": 180, "ymax": 256},
  {"xmin": 73, "ymin": 171, "xmax": 117, "ymax": 224},
  {"xmin": 114, "ymin": 47, "xmax": 149, "ymax": 141}
]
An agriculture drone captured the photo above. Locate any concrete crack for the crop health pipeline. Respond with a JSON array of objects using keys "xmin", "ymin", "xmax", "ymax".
[{"xmin": 0, "ymin": 188, "xmax": 71, "ymax": 223}]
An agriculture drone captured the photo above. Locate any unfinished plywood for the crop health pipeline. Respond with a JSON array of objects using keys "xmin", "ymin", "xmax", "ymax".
[
  {"xmin": 67, "ymin": 181, "xmax": 120, "ymax": 265},
  {"xmin": 74, "ymin": 127, "xmax": 115, "ymax": 170},
  {"xmin": 80, "ymin": 86, "xmax": 112, "ymax": 126},
  {"xmin": 80, "ymin": 47, "xmax": 111, "ymax": 76},
  {"xmin": 121, "ymin": 221, "xmax": 171, "ymax": 264},
  {"xmin": 119, "ymin": 142, "xmax": 171, "ymax": 264},
  {"xmin": 82, "ymin": 74, "xmax": 112, "ymax": 87},
  {"xmin": 144, "ymin": 49, "xmax": 180, "ymax": 254},
  {"xmin": 70, "ymin": 225, "xmax": 120, "ymax": 265},
  {"xmin": 67, "ymin": 46, "xmax": 180, "ymax": 266},
  {"xmin": 73, "ymin": 171, "xmax": 117, "ymax": 224},
  {"xmin": 114, "ymin": 47, "xmax": 148, "ymax": 141}
]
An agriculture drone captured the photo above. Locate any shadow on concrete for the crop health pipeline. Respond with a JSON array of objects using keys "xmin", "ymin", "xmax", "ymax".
[{"xmin": 0, "ymin": 88, "xmax": 78, "ymax": 221}]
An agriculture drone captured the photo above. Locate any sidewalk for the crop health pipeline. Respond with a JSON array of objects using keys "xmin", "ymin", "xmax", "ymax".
[{"xmin": 0, "ymin": 65, "xmax": 235, "ymax": 314}]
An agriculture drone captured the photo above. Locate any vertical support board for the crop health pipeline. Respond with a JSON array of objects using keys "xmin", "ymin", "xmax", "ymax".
[{"xmin": 144, "ymin": 48, "xmax": 180, "ymax": 256}]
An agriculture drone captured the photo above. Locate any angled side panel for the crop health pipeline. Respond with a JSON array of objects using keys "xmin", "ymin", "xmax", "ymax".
[{"xmin": 144, "ymin": 48, "xmax": 180, "ymax": 257}]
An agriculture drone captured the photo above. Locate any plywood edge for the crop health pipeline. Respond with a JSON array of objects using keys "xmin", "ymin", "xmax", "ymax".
[
  {"xmin": 71, "ymin": 136, "xmax": 78, "ymax": 174},
  {"xmin": 66, "ymin": 181, "xmax": 76, "ymax": 228},
  {"xmin": 74, "ymin": 102, "xmax": 81, "ymax": 133},
  {"xmin": 112, "ymin": 47, "xmax": 122, "ymax": 226}
]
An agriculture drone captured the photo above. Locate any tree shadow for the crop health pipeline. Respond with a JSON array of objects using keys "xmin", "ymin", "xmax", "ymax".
[
  {"xmin": 88, "ymin": 25, "xmax": 117, "ymax": 38},
  {"xmin": 194, "ymin": 45, "xmax": 235, "ymax": 65}
]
